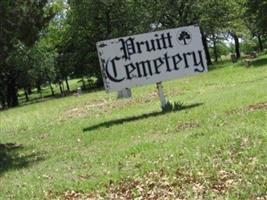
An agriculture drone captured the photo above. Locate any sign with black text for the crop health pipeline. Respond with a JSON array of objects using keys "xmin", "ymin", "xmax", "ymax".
[{"xmin": 96, "ymin": 25, "xmax": 208, "ymax": 92}]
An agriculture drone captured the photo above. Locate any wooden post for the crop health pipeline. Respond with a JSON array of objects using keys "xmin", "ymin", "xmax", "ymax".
[{"xmin": 156, "ymin": 82, "xmax": 167, "ymax": 110}]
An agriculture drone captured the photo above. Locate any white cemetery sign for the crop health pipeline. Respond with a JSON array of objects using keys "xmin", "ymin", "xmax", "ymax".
[{"xmin": 97, "ymin": 25, "xmax": 208, "ymax": 92}]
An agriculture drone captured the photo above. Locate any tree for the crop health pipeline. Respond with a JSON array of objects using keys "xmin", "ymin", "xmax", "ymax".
[
  {"xmin": 0, "ymin": 0, "xmax": 56, "ymax": 107},
  {"xmin": 198, "ymin": 0, "xmax": 244, "ymax": 61},
  {"xmin": 30, "ymin": 43, "xmax": 57, "ymax": 97},
  {"xmin": 210, "ymin": 41, "xmax": 230, "ymax": 61},
  {"xmin": 245, "ymin": 0, "xmax": 267, "ymax": 33},
  {"xmin": 60, "ymin": 0, "xmax": 154, "ymax": 86},
  {"xmin": 148, "ymin": 0, "xmax": 241, "ymax": 65},
  {"xmin": 244, "ymin": 0, "xmax": 267, "ymax": 52}
]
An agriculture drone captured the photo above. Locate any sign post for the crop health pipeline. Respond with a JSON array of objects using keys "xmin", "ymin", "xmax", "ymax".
[
  {"xmin": 96, "ymin": 25, "xmax": 208, "ymax": 110},
  {"xmin": 156, "ymin": 82, "xmax": 167, "ymax": 109}
]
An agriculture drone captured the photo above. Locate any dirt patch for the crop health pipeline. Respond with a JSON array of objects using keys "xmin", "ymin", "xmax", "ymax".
[
  {"xmin": 166, "ymin": 88, "xmax": 185, "ymax": 97},
  {"xmin": 248, "ymin": 102, "xmax": 267, "ymax": 111},
  {"xmin": 60, "ymin": 107, "xmax": 89, "ymax": 121},
  {"xmin": 38, "ymin": 133, "xmax": 50, "ymax": 140},
  {"xmin": 60, "ymin": 91, "xmax": 163, "ymax": 122},
  {"xmin": 59, "ymin": 99, "xmax": 109, "ymax": 121},
  {"xmin": 60, "ymin": 89, "xmax": 189, "ymax": 122},
  {"xmin": 225, "ymin": 108, "xmax": 243, "ymax": 116},
  {"xmin": 176, "ymin": 121, "xmax": 200, "ymax": 131},
  {"xmin": 225, "ymin": 101, "xmax": 267, "ymax": 116}
]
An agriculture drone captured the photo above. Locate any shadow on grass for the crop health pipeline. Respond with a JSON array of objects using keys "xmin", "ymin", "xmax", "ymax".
[
  {"xmin": 252, "ymin": 58, "xmax": 267, "ymax": 67},
  {"xmin": 83, "ymin": 102, "xmax": 203, "ymax": 132},
  {"xmin": 208, "ymin": 56, "xmax": 267, "ymax": 71},
  {"xmin": 15, "ymin": 88, "xmax": 104, "ymax": 109},
  {"xmin": 0, "ymin": 143, "xmax": 44, "ymax": 176}
]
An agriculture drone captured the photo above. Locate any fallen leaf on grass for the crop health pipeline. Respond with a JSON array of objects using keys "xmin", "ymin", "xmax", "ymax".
[
  {"xmin": 63, "ymin": 190, "xmax": 103, "ymax": 200},
  {"xmin": 256, "ymin": 195, "xmax": 267, "ymax": 200},
  {"xmin": 212, "ymin": 170, "xmax": 236, "ymax": 194}
]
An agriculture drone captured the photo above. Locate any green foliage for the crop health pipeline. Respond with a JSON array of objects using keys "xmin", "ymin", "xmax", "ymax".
[
  {"xmin": 30, "ymin": 43, "xmax": 57, "ymax": 86},
  {"xmin": 245, "ymin": 0, "xmax": 267, "ymax": 34},
  {"xmin": 58, "ymin": 0, "xmax": 158, "ymax": 84},
  {"xmin": 217, "ymin": 42, "xmax": 231, "ymax": 57},
  {"xmin": 0, "ymin": 0, "xmax": 56, "ymax": 107},
  {"xmin": 241, "ymin": 39, "xmax": 258, "ymax": 54},
  {"xmin": 210, "ymin": 41, "xmax": 231, "ymax": 60}
]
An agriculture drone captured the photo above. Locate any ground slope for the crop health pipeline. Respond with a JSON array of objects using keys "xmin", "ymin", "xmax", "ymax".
[{"xmin": 0, "ymin": 56, "xmax": 267, "ymax": 199}]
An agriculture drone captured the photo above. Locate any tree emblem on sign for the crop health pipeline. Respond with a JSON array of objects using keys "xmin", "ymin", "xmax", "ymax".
[{"xmin": 177, "ymin": 30, "xmax": 192, "ymax": 45}]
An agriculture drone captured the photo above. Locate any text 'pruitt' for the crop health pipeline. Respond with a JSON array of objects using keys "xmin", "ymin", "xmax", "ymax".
[{"xmin": 97, "ymin": 25, "xmax": 208, "ymax": 92}]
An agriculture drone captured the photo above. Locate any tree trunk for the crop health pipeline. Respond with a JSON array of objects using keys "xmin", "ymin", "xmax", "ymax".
[
  {"xmin": 49, "ymin": 82, "xmax": 55, "ymax": 96},
  {"xmin": 231, "ymin": 33, "xmax": 240, "ymax": 59},
  {"xmin": 44, "ymin": 70, "xmax": 55, "ymax": 96},
  {"xmin": 36, "ymin": 83, "xmax": 42, "ymax": 98},
  {"xmin": 201, "ymin": 31, "xmax": 212, "ymax": 65},
  {"xmin": 0, "ymin": 94, "xmax": 6, "ymax": 109},
  {"xmin": 257, "ymin": 35, "xmax": 263, "ymax": 52},
  {"xmin": 24, "ymin": 88, "xmax": 29, "ymax": 102},
  {"xmin": 59, "ymin": 82, "xmax": 64, "ymax": 96},
  {"xmin": 213, "ymin": 36, "xmax": 218, "ymax": 62},
  {"xmin": 37, "ymin": 84, "xmax": 41, "ymax": 93},
  {"xmin": 65, "ymin": 78, "xmax": 70, "ymax": 92},
  {"xmin": 7, "ymin": 77, "xmax": 18, "ymax": 107},
  {"xmin": 81, "ymin": 78, "xmax": 86, "ymax": 90},
  {"xmin": 27, "ymin": 87, "xmax": 32, "ymax": 95},
  {"xmin": 0, "ymin": 83, "xmax": 6, "ymax": 108},
  {"xmin": 39, "ymin": 89, "xmax": 43, "ymax": 98}
]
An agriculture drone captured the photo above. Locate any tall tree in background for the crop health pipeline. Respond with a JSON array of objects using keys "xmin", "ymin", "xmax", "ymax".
[
  {"xmin": 0, "ymin": 0, "xmax": 56, "ymax": 107},
  {"xmin": 149, "ymin": 0, "xmax": 214, "ymax": 64},
  {"xmin": 244, "ymin": 0, "xmax": 267, "ymax": 52},
  {"xmin": 245, "ymin": 0, "xmax": 267, "ymax": 33},
  {"xmin": 60, "ymin": 0, "xmax": 155, "ymax": 86},
  {"xmin": 198, "ymin": 0, "xmax": 245, "ymax": 61}
]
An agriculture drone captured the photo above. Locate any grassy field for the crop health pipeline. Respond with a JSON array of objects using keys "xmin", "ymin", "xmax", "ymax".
[
  {"xmin": 0, "ymin": 55, "xmax": 267, "ymax": 199},
  {"xmin": 17, "ymin": 78, "xmax": 94, "ymax": 106}
]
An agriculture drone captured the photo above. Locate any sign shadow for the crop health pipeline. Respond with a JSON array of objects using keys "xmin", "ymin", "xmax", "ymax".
[{"xmin": 83, "ymin": 102, "xmax": 203, "ymax": 132}]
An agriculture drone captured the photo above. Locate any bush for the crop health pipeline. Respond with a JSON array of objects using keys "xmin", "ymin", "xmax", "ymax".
[{"xmin": 241, "ymin": 39, "xmax": 257, "ymax": 54}]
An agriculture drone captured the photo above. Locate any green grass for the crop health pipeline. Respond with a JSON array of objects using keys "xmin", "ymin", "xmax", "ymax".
[{"xmin": 1, "ymin": 55, "xmax": 267, "ymax": 199}]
